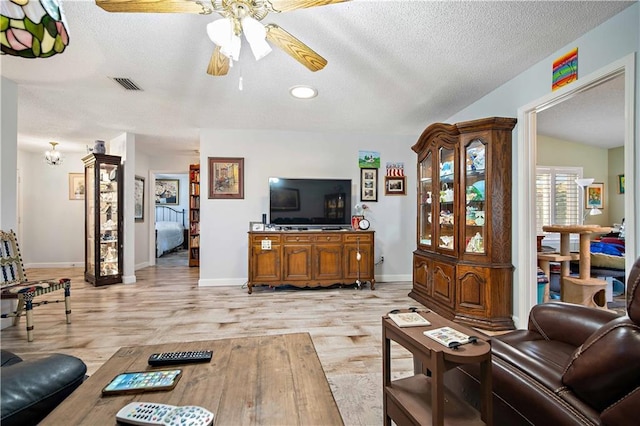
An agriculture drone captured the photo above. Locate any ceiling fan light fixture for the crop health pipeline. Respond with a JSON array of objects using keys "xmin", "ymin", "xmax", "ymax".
[
  {"xmin": 241, "ymin": 16, "xmax": 272, "ymax": 61},
  {"xmin": 290, "ymin": 85, "xmax": 318, "ymax": 99},
  {"xmin": 207, "ymin": 18, "xmax": 241, "ymax": 61}
]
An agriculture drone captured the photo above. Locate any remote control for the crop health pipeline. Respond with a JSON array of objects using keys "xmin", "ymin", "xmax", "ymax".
[
  {"xmin": 116, "ymin": 402, "xmax": 214, "ymax": 426},
  {"xmin": 148, "ymin": 350, "xmax": 213, "ymax": 366}
]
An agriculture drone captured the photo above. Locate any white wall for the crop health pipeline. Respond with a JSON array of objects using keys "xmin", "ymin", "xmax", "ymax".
[
  {"xmin": 1, "ymin": 77, "xmax": 18, "ymax": 329},
  {"xmin": 1, "ymin": 77, "xmax": 18, "ymax": 232},
  {"xmin": 446, "ymin": 3, "xmax": 639, "ymax": 327},
  {"xmin": 18, "ymin": 150, "xmax": 86, "ymax": 267},
  {"xmin": 198, "ymin": 129, "xmax": 415, "ymax": 286},
  {"xmin": 135, "ymin": 151, "xmax": 151, "ymax": 269}
]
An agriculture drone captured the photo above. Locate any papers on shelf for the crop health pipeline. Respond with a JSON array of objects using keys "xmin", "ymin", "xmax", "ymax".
[
  {"xmin": 388, "ymin": 312, "xmax": 431, "ymax": 327},
  {"xmin": 423, "ymin": 326, "xmax": 470, "ymax": 347}
]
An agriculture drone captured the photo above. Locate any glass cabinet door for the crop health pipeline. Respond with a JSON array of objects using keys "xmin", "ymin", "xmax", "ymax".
[
  {"xmin": 438, "ymin": 147, "xmax": 455, "ymax": 251},
  {"xmin": 99, "ymin": 162, "xmax": 119, "ymax": 277},
  {"xmin": 464, "ymin": 139, "xmax": 486, "ymax": 254},
  {"xmin": 85, "ymin": 162, "xmax": 96, "ymax": 274},
  {"xmin": 418, "ymin": 152, "xmax": 433, "ymax": 247}
]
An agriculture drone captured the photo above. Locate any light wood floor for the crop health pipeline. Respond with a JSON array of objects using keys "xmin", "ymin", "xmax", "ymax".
[{"xmin": 1, "ymin": 251, "xmax": 419, "ymax": 425}]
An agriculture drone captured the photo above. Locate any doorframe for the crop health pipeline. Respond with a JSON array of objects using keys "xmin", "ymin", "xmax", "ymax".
[
  {"xmin": 516, "ymin": 53, "xmax": 636, "ymax": 327},
  {"xmin": 148, "ymin": 169, "xmax": 190, "ymax": 265}
]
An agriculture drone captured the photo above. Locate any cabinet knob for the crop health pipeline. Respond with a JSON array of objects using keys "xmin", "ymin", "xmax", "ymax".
[
  {"xmin": 326, "ymin": 236, "xmax": 330, "ymax": 240},
  {"xmin": 296, "ymin": 237, "xmax": 300, "ymax": 241}
]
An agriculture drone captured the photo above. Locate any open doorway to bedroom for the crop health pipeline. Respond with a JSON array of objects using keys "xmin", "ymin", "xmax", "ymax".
[
  {"xmin": 536, "ymin": 74, "xmax": 626, "ymax": 311},
  {"xmin": 517, "ymin": 53, "xmax": 636, "ymax": 321},
  {"xmin": 153, "ymin": 172, "xmax": 189, "ymax": 266}
]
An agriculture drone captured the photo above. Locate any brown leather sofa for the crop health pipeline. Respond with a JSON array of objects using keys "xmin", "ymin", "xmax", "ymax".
[{"xmin": 445, "ymin": 256, "xmax": 640, "ymax": 425}]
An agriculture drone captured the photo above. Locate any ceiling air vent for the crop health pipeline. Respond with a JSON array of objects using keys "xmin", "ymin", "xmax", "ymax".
[{"xmin": 110, "ymin": 77, "xmax": 142, "ymax": 91}]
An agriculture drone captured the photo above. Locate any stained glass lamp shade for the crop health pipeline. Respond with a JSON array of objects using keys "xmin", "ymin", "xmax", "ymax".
[{"xmin": 1, "ymin": 0, "xmax": 69, "ymax": 58}]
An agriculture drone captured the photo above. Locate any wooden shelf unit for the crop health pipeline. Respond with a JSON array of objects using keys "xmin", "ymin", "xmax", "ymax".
[
  {"xmin": 247, "ymin": 230, "xmax": 375, "ymax": 294},
  {"xmin": 188, "ymin": 164, "xmax": 200, "ymax": 267},
  {"xmin": 410, "ymin": 117, "xmax": 517, "ymax": 331}
]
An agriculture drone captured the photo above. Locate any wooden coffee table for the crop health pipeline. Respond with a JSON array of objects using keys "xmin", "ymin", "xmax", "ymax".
[
  {"xmin": 383, "ymin": 310, "xmax": 492, "ymax": 426},
  {"xmin": 42, "ymin": 333, "xmax": 343, "ymax": 425}
]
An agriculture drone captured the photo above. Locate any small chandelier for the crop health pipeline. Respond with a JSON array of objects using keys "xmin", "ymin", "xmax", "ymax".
[
  {"xmin": 1, "ymin": 0, "xmax": 70, "ymax": 58},
  {"xmin": 44, "ymin": 141, "xmax": 63, "ymax": 166}
]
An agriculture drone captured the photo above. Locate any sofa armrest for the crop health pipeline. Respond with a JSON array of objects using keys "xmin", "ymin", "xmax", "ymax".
[
  {"xmin": 1, "ymin": 354, "xmax": 87, "ymax": 426},
  {"xmin": 528, "ymin": 302, "xmax": 619, "ymax": 347}
]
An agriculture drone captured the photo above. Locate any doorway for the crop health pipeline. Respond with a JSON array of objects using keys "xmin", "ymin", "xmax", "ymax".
[
  {"xmin": 150, "ymin": 171, "xmax": 190, "ymax": 267},
  {"xmin": 517, "ymin": 53, "xmax": 636, "ymax": 324}
]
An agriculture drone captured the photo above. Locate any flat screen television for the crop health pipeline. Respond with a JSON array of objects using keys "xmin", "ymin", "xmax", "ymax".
[{"xmin": 269, "ymin": 177, "xmax": 352, "ymax": 228}]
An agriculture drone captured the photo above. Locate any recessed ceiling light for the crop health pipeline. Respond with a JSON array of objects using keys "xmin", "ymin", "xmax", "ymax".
[{"xmin": 289, "ymin": 85, "xmax": 318, "ymax": 99}]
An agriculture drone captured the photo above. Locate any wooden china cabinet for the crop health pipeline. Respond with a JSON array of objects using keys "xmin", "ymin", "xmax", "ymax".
[
  {"xmin": 410, "ymin": 117, "xmax": 517, "ymax": 330},
  {"xmin": 83, "ymin": 153, "xmax": 123, "ymax": 286}
]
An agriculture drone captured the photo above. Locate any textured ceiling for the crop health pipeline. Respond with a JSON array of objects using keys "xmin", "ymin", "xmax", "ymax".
[{"xmin": 1, "ymin": 0, "xmax": 633, "ymax": 155}]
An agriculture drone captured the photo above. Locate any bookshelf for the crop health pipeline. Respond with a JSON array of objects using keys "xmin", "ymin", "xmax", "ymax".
[{"xmin": 189, "ymin": 164, "xmax": 200, "ymax": 267}]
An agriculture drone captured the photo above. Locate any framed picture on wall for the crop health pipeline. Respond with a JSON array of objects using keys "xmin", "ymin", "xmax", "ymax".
[
  {"xmin": 156, "ymin": 179, "xmax": 179, "ymax": 205},
  {"xmin": 68, "ymin": 173, "xmax": 85, "ymax": 200},
  {"xmin": 209, "ymin": 157, "xmax": 244, "ymax": 199},
  {"xmin": 385, "ymin": 176, "xmax": 407, "ymax": 196},
  {"xmin": 618, "ymin": 174, "xmax": 625, "ymax": 194},
  {"xmin": 134, "ymin": 175, "xmax": 145, "ymax": 221},
  {"xmin": 360, "ymin": 168, "xmax": 378, "ymax": 202},
  {"xmin": 585, "ymin": 182, "xmax": 604, "ymax": 209}
]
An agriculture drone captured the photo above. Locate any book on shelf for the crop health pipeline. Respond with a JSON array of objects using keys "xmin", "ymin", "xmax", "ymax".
[
  {"xmin": 388, "ymin": 312, "xmax": 431, "ymax": 327},
  {"xmin": 423, "ymin": 326, "xmax": 470, "ymax": 347}
]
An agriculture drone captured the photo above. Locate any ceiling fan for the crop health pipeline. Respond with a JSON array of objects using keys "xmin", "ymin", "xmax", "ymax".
[{"xmin": 95, "ymin": 0, "xmax": 350, "ymax": 76}]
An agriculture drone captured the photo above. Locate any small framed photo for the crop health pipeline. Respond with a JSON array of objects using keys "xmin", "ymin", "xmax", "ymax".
[
  {"xmin": 585, "ymin": 182, "xmax": 605, "ymax": 209},
  {"xmin": 134, "ymin": 175, "xmax": 145, "ymax": 222},
  {"xmin": 68, "ymin": 173, "xmax": 85, "ymax": 200},
  {"xmin": 250, "ymin": 222, "xmax": 265, "ymax": 232},
  {"xmin": 209, "ymin": 157, "xmax": 244, "ymax": 199},
  {"xmin": 618, "ymin": 174, "xmax": 625, "ymax": 194},
  {"xmin": 360, "ymin": 168, "xmax": 378, "ymax": 202},
  {"xmin": 385, "ymin": 176, "xmax": 407, "ymax": 196}
]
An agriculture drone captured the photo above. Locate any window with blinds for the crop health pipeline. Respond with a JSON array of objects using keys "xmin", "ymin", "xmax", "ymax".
[{"xmin": 536, "ymin": 167, "xmax": 583, "ymax": 234}]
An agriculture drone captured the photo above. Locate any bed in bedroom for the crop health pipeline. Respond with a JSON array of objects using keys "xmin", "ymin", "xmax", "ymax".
[{"xmin": 155, "ymin": 206, "xmax": 187, "ymax": 257}]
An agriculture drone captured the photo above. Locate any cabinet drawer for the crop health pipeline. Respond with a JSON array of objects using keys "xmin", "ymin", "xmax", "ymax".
[
  {"xmin": 314, "ymin": 234, "xmax": 342, "ymax": 243},
  {"xmin": 344, "ymin": 233, "xmax": 372, "ymax": 243},
  {"xmin": 250, "ymin": 234, "xmax": 281, "ymax": 243},
  {"xmin": 283, "ymin": 234, "xmax": 313, "ymax": 243}
]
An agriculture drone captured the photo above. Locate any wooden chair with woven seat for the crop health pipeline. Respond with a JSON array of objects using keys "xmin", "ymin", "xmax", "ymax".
[{"xmin": 1, "ymin": 230, "xmax": 71, "ymax": 342}]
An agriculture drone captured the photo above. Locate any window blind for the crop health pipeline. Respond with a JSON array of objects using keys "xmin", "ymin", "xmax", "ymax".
[{"xmin": 536, "ymin": 167, "xmax": 582, "ymax": 234}]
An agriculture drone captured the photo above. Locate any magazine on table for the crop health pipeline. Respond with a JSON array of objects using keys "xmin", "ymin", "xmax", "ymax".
[
  {"xmin": 388, "ymin": 312, "xmax": 431, "ymax": 327},
  {"xmin": 423, "ymin": 326, "xmax": 470, "ymax": 346}
]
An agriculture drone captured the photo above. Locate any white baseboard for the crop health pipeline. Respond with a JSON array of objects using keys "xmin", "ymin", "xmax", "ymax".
[
  {"xmin": 122, "ymin": 275, "xmax": 137, "ymax": 284},
  {"xmin": 198, "ymin": 278, "xmax": 247, "ymax": 287},
  {"xmin": 135, "ymin": 262, "xmax": 150, "ymax": 270},
  {"xmin": 24, "ymin": 262, "xmax": 83, "ymax": 269},
  {"xmin": 376, "ymin": 274, "xmax": 412, "ymax": 283},
  {"xmin": 197, "ymin": 275, "xmax": 412, "ymax": 287}
]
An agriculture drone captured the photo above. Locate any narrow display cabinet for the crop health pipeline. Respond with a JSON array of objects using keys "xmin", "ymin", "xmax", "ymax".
[
  {"xmin": 188, "ymin": 164, "xmax": 200, "ymax": 267},
  {"xmin": 410, "ymin": 117, "xmax": 517, "ymax": 330},
  {"xmin": 83, "ymin": 153, "xmax": 123, "ymax": 286}
]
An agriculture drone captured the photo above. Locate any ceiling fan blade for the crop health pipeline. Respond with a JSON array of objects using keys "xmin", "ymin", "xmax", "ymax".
[
  {"xmin": 265, "ymin": 24, "xmax": 327, "ymax": 72},
  {"xmin": 95, "ymin": 0, "xmax": 207, "ymax": 14},
  {"xmin": 269, "ymin": 0, "xmax": 350, "ymax": 13},
  {"xmin": 207, "ymin": 46, "xmax": 229, "ymax": 76}
]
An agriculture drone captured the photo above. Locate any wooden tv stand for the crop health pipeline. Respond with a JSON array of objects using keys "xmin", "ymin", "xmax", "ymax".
[{"xmin": 247, "ymin": 230, "xmax": 375, "ymax": 294}]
